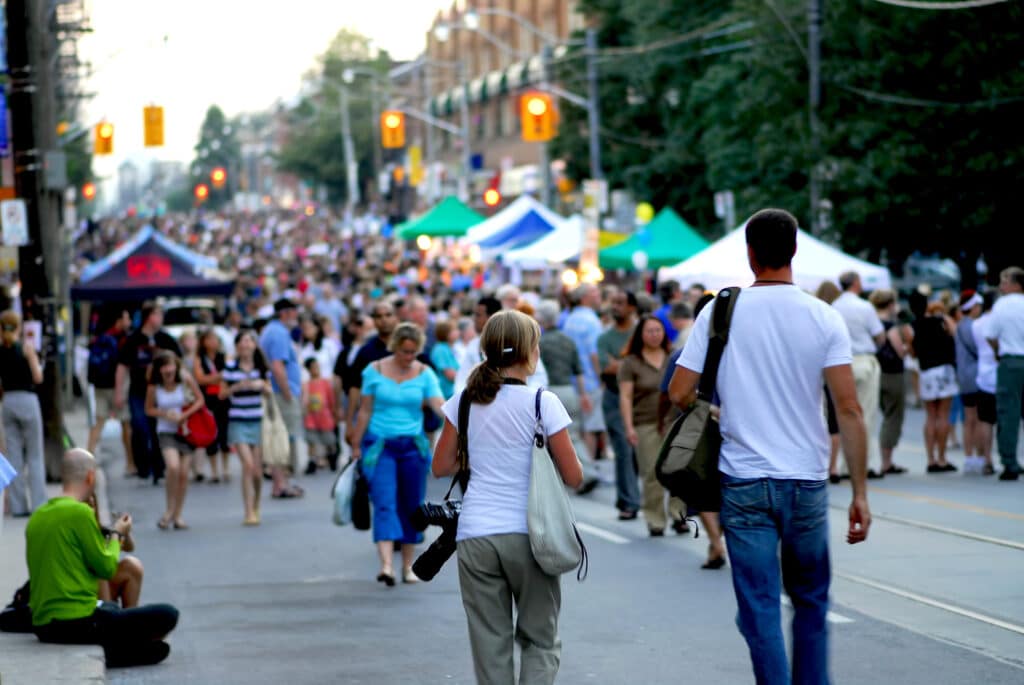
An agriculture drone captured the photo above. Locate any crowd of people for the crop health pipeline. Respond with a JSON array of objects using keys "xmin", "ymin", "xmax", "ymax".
[{"xmin": 1, "ymin": 207, "xmax": 1021, "ymax": 681}]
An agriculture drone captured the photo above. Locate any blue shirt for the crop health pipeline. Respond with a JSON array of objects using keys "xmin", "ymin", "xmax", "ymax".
[
  {"xmin": 429, "ymin": 342, "xmax": 458, "ymax": 400},
  {"xmin": 260, "ymin": 319, "xmax": 301, "ymax": 397},
  {"xmin": 562, "ymin": 306, "xmax": 603, "ymax": 393},
  {"xmin": 362, "ymin": 364, "xmax": 443, "ymax": 439},
  {"xmin": 655, "ymin": 303, "xmax": 680, "ymax": 344}
]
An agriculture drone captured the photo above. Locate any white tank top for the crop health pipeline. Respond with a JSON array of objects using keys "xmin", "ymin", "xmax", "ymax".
[{"xmin": 154, "ymin": 384, "xmax": 186, "ymax": 434}]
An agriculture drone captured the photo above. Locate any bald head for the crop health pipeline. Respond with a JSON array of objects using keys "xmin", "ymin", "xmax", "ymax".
[{"xmin": 62, "ymin": 448, "xmax": 97, "ymax": 485}]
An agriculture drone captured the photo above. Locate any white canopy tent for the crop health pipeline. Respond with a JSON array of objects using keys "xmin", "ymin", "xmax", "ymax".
[
  {"xmin": 464, "ymin": 194, "xmax": 567, "ymax": 245},
  {"xmin": 501, "ymin": 215, "xmax": 584, "ymax": 269},
  {"xmin": 660, "ymin": 223, "xmax": 892, "ymax": 292}
]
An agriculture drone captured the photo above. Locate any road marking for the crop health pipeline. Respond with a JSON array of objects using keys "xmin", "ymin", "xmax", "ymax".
[
  {"xmin": 575, "ymin": 521, "xmax": 631, "ymax": 545},
  {"xmin": 837, "ymin": 571, "xmax": 1024, "ymax": 636},
  {"xmin": 780, "ymin": 596, "xmax": 854, "ymax": 624},
  {"xmin": 829, "ymin": 505, "xmax": 1024, "ymax": 551},
  {"xmin": 869, "ymin": 485, "xmax": 1024, "ymax": 522}
]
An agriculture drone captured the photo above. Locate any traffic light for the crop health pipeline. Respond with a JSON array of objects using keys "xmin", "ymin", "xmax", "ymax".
[
  {"xmin": 483, "ymin": 188, "xmax": 501, "ymax": 207},
  {"xmin": 143, "ymin": 106, "xmax": 164, "ymax": 147},
  {"xmin": 210, "ymin": 167, "xmax": 227, "ymax": 189},
  {"xmin": 94, "ymin": 122, "xmax": 114, "ymax": 155},
  {"xmin": 81, "ymin": 182, "xmax": 96, "ymax": 202},
  {"xmin": 194, "ymin": 183, "xmax": 210, "ymax": 202},
  {"xmin": 520, "ymin": 92, "xmax": 556, "ymax": 142},
  {"xmin": 381, "ymin": 110, "xmax": 406, "ymax": 149}
]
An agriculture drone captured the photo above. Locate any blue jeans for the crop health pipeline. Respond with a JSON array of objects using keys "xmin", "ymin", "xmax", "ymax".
[
  {"xmin": 719, "ymin": 474, "xmax": 831, "ymax": 685},
  {"xmin": 603, "ymin": 389, "xmax": 639, "ymax": 512},
  {"xmin": 129, "ymin": 395, "xmax": 161, "ymax": 479},
  {"xmin": 362, "ymin": 435, "xmax": 428, "ymax": 544}
]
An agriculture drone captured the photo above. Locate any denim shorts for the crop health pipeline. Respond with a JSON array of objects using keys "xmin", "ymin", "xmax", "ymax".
[{"xmin": 228, "ymin": 421, "xmax": 262, "ymax": 446}]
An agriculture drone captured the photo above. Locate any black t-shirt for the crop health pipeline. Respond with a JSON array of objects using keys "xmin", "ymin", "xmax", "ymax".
[
  {"xmin": 342, "ymin": 336, "xmax": 390, "ymax": 391},
  {"xmin": 0, "ymin": 344, "xmax": 35, "ymax": 392},
  {"xmin": 117, "ymin": 330, "xmax": 182, "ymax": 398},
  {"xmin": 912, "ymin": 317, "xmax": 955, "ymax": 371}
]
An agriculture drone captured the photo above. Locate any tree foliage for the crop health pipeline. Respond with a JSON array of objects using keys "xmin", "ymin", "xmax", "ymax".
[
  {"xmin": 188, "ymin": 105, "xmax": 243, "ymax": 209},
  {"xmin": 275, "ymin": 28, "xmax": 393, "ymax": 206},
  {"xmin": 553, "ymin": 0, "xmax": 1024, "ymax": 284}
]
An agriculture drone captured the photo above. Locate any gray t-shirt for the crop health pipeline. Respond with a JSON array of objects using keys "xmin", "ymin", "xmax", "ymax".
[{"xmin": 955, "ymin": 317, "xmax": 979, "ymax": 394}]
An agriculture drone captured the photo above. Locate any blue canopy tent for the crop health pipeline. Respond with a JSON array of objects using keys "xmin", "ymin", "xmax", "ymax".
[
  {"xmin": 475, "ymin": 209, "xmax": 557, "ymax": 251},
  {"xmin": 72, "ymin": 226, "xmax": 233, "ymax": 301}
]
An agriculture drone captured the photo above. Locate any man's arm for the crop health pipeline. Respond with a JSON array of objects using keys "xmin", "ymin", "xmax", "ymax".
[
  {"xmin": 824, "ymin": 364, "xmax": 871, "ymax": 544},
  {"xmin": 668, "ymin": 366, "xmax": 700, "ymax": 409},
  {"xmin": 77, "ymin": 509, "xmax": 121, "ymax": 580},
  {"xmin": 270, "ymin": 359, "xmax": 292, "ymax": 402},
  {"xmin": 113, "ymin": 364, "xmax": 129, "ymax": 409}
]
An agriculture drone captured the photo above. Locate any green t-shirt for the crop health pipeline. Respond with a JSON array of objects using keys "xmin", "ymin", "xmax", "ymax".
[
  {"xmin": 25, "ymin": 497, "xmax": 120, "ymax": 626},
  {"xmin": 597, "ymin": 326, "xmax": 635, "ymax": 394}
]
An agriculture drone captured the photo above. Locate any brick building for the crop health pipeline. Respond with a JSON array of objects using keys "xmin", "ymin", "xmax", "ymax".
[{"xmin": 397, "ymin": 0, "xmax": 583, "ymax": 207}]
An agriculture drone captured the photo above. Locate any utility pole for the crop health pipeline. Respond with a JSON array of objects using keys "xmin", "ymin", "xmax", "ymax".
[
  {"xmin": 539, "ymin": 44, "xmax": 554, "ymax": 207},
  {"xmin": 6, "ymin": 0, "xmax": 67, "ymax": 479},
  {"xmin": 457, "ymin": 63, "xmax": 472, "ymax": 203},
  {"xmin": 585, "ymin": 28, "xmax": 603, "ymax": 181},
  {"xmin": 807, "ymin": 0, "xmax": 822, "ymax": 236},
  {"xmin": 339, "ymin": 86, "xmax": 359, "ymax": 220}
]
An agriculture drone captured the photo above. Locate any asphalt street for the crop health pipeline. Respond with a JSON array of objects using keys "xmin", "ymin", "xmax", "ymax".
[{"xmin": 7, "ymin": 406, "xmax": 1024, "ymax": 684}]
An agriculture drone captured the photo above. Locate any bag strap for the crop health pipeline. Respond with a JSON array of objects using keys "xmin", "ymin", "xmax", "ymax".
[
  {"xmin": 696, "ymin": 287, "xmax": 741, "ymax": 402},
  {"xmin": 444, "ymin": 391, "xmax": 472, "ymax": 500},
  {"xmin": 533, "ymin": 387, "xmax": 545, "ymax": 447}
]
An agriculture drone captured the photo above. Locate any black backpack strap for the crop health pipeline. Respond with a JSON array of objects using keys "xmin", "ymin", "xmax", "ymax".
[
  {"xmin": 534, "ymin": 387, "xmax": 545, "ymax": 447},
  {"xmin": 696, "ymin": 287, "xmax": 741, "ymax": 402}
]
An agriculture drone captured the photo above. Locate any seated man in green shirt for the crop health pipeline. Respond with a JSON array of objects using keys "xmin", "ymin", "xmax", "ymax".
[{"xmin": 26, "ymin": 448, "xmax": 179, "ymax": 668}]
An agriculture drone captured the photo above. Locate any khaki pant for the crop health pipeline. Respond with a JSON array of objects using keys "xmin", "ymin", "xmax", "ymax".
[
  {"xmin": 457, "ymin": 534, "xmax": 561, "ymax": 685},
  {"xmin": 850, "ymin": 355, "xmax": 882, "ymax": 473},
  {"xmin": 548, "ymin": 385, "xmax": 598, "ymax": 484},
  {"xmin": 635, "ymin": 422, "xmax": 684, "ymax": 532}
]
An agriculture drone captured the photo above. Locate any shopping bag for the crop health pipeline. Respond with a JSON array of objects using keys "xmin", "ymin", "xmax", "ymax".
[{"xmin": 331, "ymin": 459, "xmax": 357, "ymax": 526}]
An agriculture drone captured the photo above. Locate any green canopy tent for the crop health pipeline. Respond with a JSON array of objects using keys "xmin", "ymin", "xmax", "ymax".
[
  {"xmin": 598, "ymin": 208, "xmax": 710, "ymax": 270},
  {"xmin": 396, "ymin": 196, "xmax": 485, "ymax": 240}
]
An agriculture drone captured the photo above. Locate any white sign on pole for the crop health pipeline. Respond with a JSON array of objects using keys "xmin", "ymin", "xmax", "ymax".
[{"xmin": 1, "ymin": 199, "xmax": 28, "ymax": 246}]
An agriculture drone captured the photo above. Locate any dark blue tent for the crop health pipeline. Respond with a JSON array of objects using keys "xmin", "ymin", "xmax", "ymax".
[
  {"xmin": 475, "ymin": 209, "xmax": 555, "ymax": 250},
  {"xmin": 72, "ymin": 227, "xmax": 233, "ymax": 301}
]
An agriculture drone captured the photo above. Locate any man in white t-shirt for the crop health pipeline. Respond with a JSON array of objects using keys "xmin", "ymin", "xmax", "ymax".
[
  {"xmin": 972, "ymin": 293, "xmax": 998, "ymax": 474},
  {"xmin": 669, "ymin": 208, "xmax": 871, "ymax": 684},
  {"xmin": 986, "ymin": 266, "xmax": 1024, "ymax": 480},
  {"xmin": 832, "ymin": 271, "xmax": 886, "ymax": 478}
]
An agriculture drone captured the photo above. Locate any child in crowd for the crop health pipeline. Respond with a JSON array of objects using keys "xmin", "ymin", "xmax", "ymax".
[{"xmin": 302, "ymin": 358, "xmax": 339, "ymax": 472}]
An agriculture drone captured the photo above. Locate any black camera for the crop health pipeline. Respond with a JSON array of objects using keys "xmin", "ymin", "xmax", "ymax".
[{"xmin": 410, "ymin": 500, "xmax": 461, "ymax": 582}]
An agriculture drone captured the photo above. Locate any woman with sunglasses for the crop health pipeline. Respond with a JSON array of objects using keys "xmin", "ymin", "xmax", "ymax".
[{"xmin": 0, "ymin": 311, "xmax": 46, "ymax": 516}]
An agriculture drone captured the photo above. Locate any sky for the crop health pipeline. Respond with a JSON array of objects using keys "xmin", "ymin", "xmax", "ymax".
[{"xmin": 82, "ymin": 0, "xmax": 452, "ymax": 180}]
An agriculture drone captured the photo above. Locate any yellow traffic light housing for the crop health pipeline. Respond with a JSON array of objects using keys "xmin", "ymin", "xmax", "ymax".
[
  {"xmin": 381, "ymin": 110, "xmax": 406, "ymax": 149},
  {"xmin": 144, "ymin": 106, "xmax": 164, "ymax": 147},
  {"xmin": 520, "ymin": 92, "xmax": 556, "ymax": 142},
  {"xmin": 94, "ymin": 122, "xmax": 114, "ymax": 155}
]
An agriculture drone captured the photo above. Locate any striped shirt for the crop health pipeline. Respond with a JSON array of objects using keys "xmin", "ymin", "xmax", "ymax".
[{"xmin": 222, "ymin": 362, "xmax": 265, "ymax": 422}]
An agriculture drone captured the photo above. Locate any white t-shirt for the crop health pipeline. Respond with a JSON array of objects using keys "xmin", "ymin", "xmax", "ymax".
[
  {"xmin": 832, "ymin": 291, "xmax": 884, "ymax": 355},
  {"xmin": 678, "ymin": 286, "xmax": 852, "ymax": 481},
  {"xmin": 974, "ymin": 313, "xmax": 998, "ymax": 393},
  {"xmin": 442, "ymin": 386, "xmax": 571, "ymax": 542},
  {"xmin": 987, "ymin": 292, "xmax": 1024, "ymax": 356}
]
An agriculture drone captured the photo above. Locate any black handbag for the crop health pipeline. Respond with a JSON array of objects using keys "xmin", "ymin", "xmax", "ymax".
[
  {"xmin": 351, "ymin": 467, "xmax": 372, "ymax": 531},
  {"xmin": 655, "ymin": 287, "xmax": 740, "ymax": 512}
]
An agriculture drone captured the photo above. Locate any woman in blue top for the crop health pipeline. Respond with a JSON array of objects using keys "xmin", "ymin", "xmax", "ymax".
[
  {"xmin": 350, "ymin": 322, "xmax": 444, "ymax": 586},
  {"xmin": 429, "ymin": 319, "xmax": 459, "ymax": 400}
]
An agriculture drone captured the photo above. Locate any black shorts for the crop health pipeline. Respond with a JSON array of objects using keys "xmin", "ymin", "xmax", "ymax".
[
  {"xmin": 977, "ymin": 392, "xmax": 997, "ymax": 424},
  {"xmin": 961, "ymin": 392, "xmax": 981, "ymax": 408}
]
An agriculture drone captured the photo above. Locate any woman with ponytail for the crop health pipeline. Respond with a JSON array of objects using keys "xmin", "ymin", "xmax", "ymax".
[
  {"xmin": 0, "ymin": 310, "xmax": 46, "ymax": 516},
  {"xmin": 432, "ymin": 310, "xmax": 583, "ymax": 685}
]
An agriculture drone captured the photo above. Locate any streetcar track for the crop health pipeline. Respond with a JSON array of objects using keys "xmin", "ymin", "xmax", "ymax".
[
  {"xmin": 828, "ymin": 504, "xmax": 1024, "ymax": 551},
  {"xmin": 836, "ymin": 570, "xmax": 1024, "ymax": 638}
]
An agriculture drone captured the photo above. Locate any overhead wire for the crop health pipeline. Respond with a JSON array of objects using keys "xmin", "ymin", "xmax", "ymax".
[{"xmin": 868, "ymin": 0, "xmax": 1016, "ymax": 9}]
